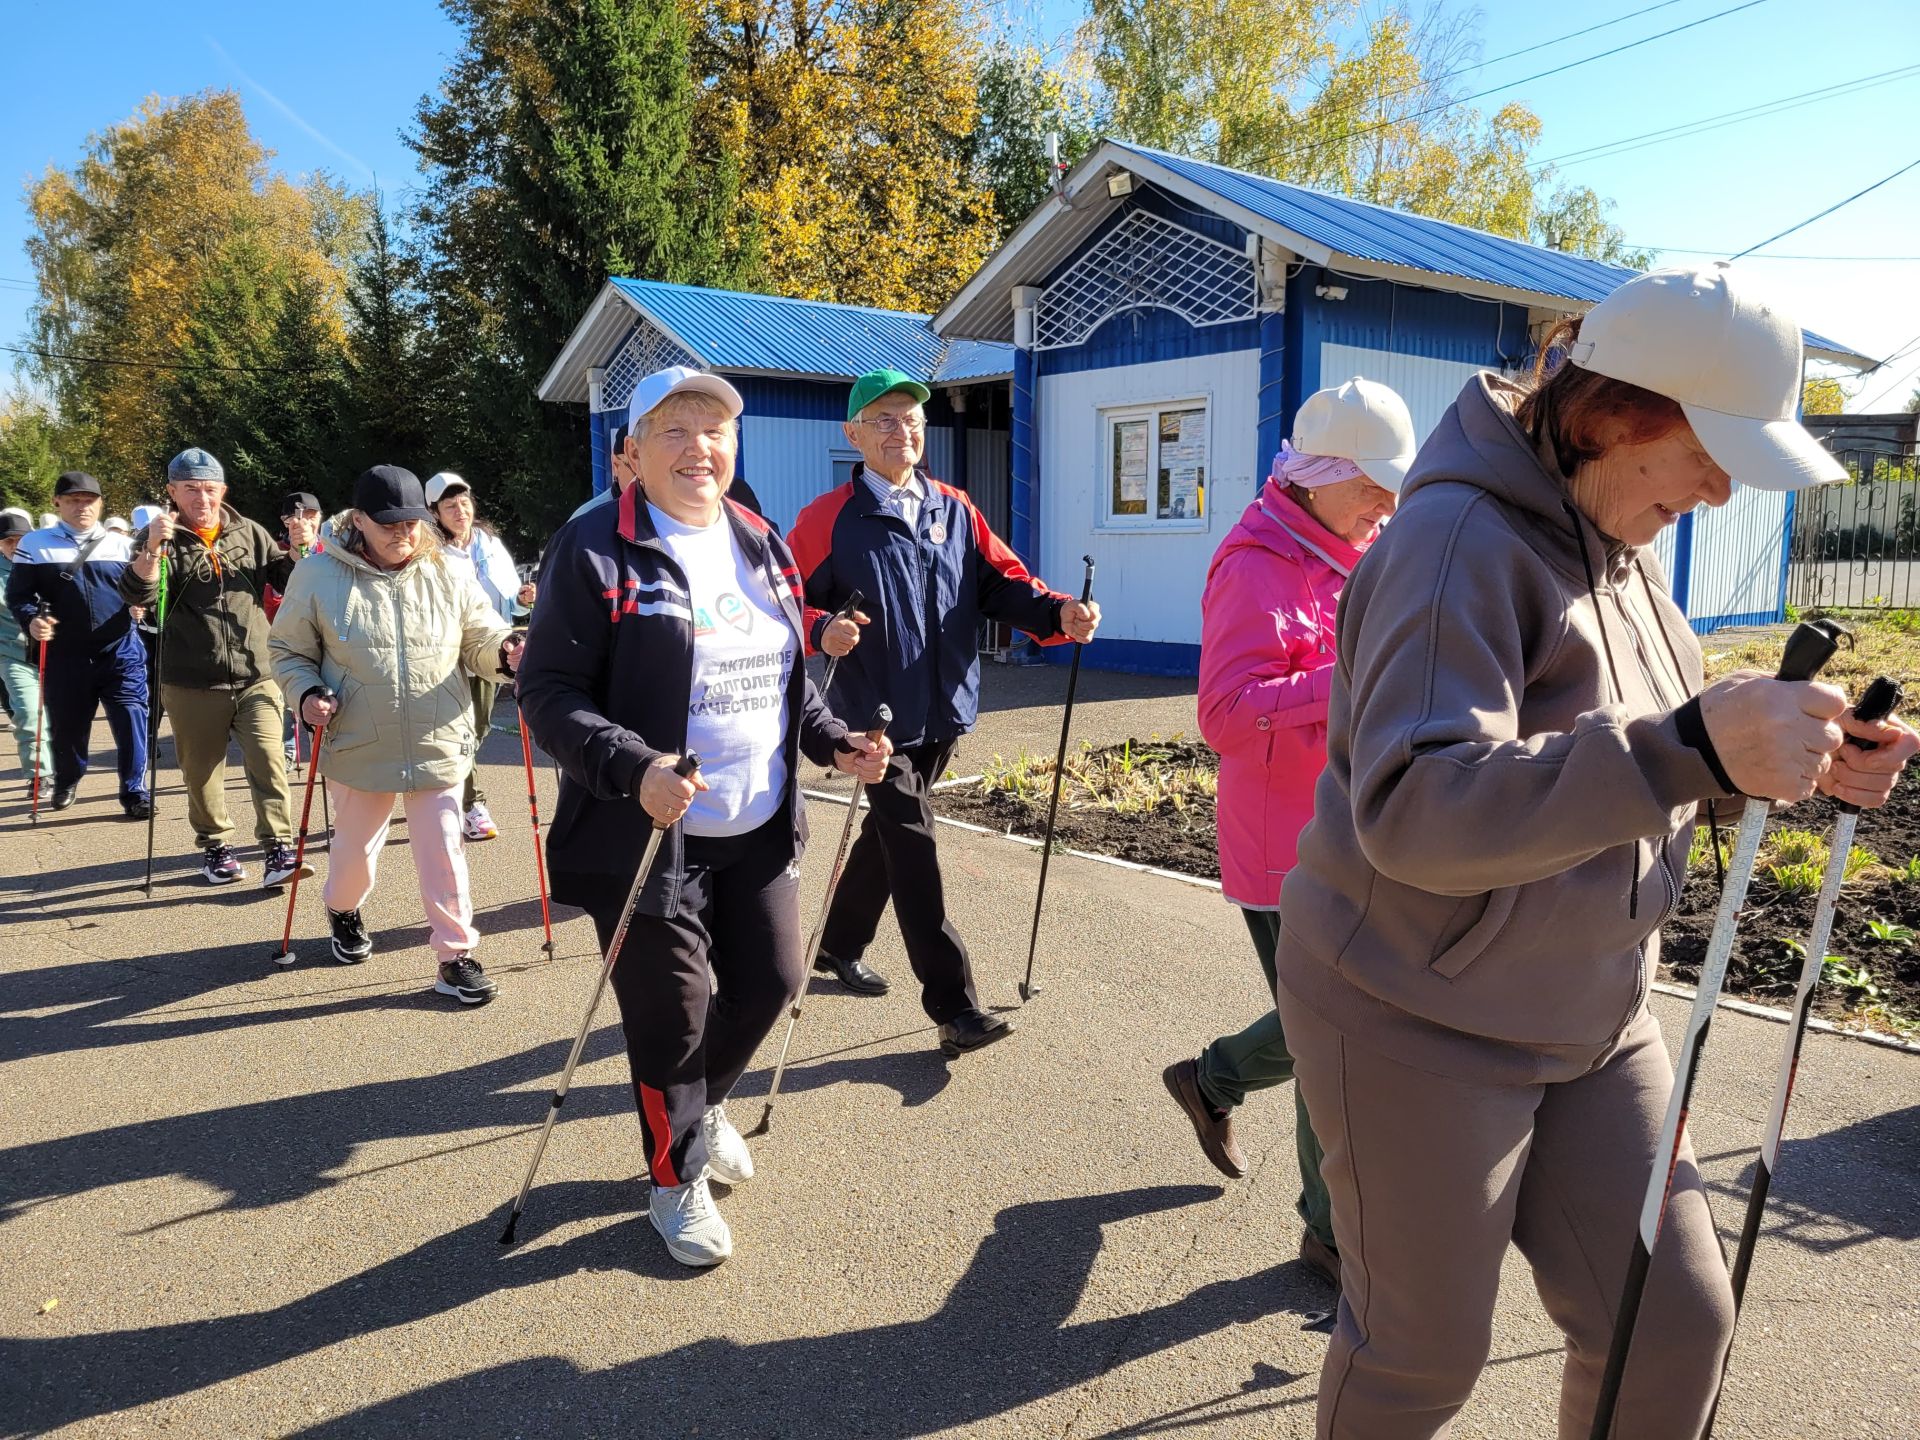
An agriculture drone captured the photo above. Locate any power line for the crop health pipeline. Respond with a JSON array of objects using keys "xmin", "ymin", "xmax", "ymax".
[
  {"xmin": 1731, "ymin": 155, "xmax": 1920, "ymax": 259},
  {"xmin": 1265, "ymin": 0, "xmax": 1776, "ymax": 173},
  {"xmin": 1856, "ymin": 355, "xmax": 1920, "ymax": 412},
  {"xmin": 1647, "ymin": 248, "xmax": 1920, "ymax": 261},
  {"xmin": 1355, "ymin": 0, "xmax": 1698, "ymax": 112},
  {"xmin": 1533, "ymin": 62, "xmax": 1920, "ymax": 170}
]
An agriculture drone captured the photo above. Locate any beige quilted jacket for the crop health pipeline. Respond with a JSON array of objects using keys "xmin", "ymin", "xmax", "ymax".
[{"xmin": 268, "ymin": 514, "xmax": 514, "ymax": 793}]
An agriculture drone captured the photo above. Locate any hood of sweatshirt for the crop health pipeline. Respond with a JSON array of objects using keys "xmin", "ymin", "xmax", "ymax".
[{"xmin": 1274, "ymin": 372, "xmax": 1726, "ymax": 1086}]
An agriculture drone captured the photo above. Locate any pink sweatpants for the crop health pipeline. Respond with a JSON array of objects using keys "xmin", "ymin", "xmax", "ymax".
[{"xmin": 321, "ymin": 782, "xmax": 479, "ymax": 962}]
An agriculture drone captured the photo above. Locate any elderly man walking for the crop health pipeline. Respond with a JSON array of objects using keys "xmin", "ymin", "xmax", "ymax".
[
  {"xmin": 4, "ymin": 471, "xmax": 149, "ymax": 816},
  {"xmin": 787, "ymin": 368, "xmax": 1100, "ymax": 1055},
  {"xmin": 122, "ymin": 448, "xmax": 306, "ymax": 885}
]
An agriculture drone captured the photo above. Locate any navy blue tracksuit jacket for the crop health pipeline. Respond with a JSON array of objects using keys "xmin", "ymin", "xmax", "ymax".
[
  {"xmin": 5, "ymin": 523, "xmax": 148, "ymax": 796},
  {"xmin": 786, "ymin": 466, "xmax": 1070, "ymax": 749}
]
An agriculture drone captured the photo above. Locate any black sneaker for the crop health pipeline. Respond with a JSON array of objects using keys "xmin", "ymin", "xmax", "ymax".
[
  {"xmin": 261, "ymin": 840, "xmax": 311, "ymax": 888},
  {"xmin": 328, "ymin": 908, "xmax": 373, "ymax": 965},
  {"xmin": 201, "ymin": 843, "xmax": 245, "ymax": 885},
  {"xmin": 435, "ymin": 955, "xmax": 497, "ymax": 1006},
  {"xmin": 123, "ymin": 793, "xmax": 152, "ymax": 820},
  {"xmin": 49, "ymin": 784, "xmax": 77, "ymax": 811}
]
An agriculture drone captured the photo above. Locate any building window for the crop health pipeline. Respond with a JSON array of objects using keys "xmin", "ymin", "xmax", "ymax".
[
  {"xmin": 831, "ymin": 452, "xmax": 861, "ymax": 489},
  {"xmin": 1101, "ymin": 401, "xmax": 1208, "ymax": 529}
]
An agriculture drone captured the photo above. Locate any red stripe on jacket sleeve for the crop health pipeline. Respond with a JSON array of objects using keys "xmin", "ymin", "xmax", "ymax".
[{"xmin": 785, "ymin": 484, "xmax": 854, "ymax": 655}]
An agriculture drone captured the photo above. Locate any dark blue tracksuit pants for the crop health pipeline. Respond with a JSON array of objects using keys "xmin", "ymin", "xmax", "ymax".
[{"xmin": 46, "ymin": 649, "xmax": 148, "ymax": 798}]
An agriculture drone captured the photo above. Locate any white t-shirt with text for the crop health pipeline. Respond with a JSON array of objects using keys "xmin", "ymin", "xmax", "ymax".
[{"xmin": 648, "ymin": 503, "xmax": 796, "ymax": 837}]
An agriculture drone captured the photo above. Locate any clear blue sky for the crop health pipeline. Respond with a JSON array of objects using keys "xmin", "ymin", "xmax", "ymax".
[{"xmin": 5, "ymin": 0, "xmax": 1918, "ymax": 409}]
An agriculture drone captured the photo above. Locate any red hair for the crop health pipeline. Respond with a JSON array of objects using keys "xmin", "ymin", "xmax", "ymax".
[{"xmin": 1516, "ymin": 316, "xmax": 1687, "ymax": 476}]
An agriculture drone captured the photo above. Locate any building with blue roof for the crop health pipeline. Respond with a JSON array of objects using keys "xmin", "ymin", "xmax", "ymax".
[
  {"xmin": 538, "ymin": 277, "xmax": 1015, "ymax": 538},
  {"xmin": 540, "ymin": 137, "xmax": 1873, "ymax": 672}
]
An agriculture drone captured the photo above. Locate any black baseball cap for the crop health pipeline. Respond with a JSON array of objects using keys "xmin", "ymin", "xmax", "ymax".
[
  {"xmin": 352, "ymin": 466, "xmax": 433, "ymax": 524},
  {"xmin": 0, "ymin": 511, "xmax": 31, "ymax": 541},
  {"xmin": 54, "ymin": 471, "xmax": 103, "ymax": 498},
  {"xmin": 280, "ymin": 491, "xmax": 322, "ymax": 518}
]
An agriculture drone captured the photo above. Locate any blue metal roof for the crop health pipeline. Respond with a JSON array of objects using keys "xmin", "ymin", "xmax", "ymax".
[
  {"xmin": 1111, "ymin": 143, "xmax": 1861, "ymax": 359},
  {"xmin": 610, "ymin": 278, "xmax": 1012, "ymax": 384}
]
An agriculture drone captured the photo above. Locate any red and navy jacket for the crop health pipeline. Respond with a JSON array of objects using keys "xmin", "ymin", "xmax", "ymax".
[
  {"xmin": 788, "ymin": 466, "xmax": 1070, "ymax": 748},
  {"xmin": 516, "ymin": 482, "xmax": 851, "ymax": 918}
]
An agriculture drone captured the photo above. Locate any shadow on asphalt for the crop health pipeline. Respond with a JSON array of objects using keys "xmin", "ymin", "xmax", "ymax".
[
  {"xmin": 4, "ymin": 1180, "xmax": 1341, "ymax": 1438},
  {"xmin": 1700, "ymin": 1101, "xmax": 1920, "ymax": 1251}
]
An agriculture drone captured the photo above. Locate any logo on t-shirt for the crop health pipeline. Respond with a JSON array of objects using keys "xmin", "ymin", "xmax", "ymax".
[{"xmin": 692, "ymin": 592, "xmax": 754, "ymax": 637}]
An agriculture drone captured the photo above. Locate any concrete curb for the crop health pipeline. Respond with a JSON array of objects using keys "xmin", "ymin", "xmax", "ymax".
[{"xmin": 814, "ymin": 785, "xmax": 1920, "ymax": 1059}]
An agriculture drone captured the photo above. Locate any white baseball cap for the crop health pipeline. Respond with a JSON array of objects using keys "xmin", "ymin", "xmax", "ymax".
[
  {"xmin": 132, "ymin": 504, "xmax": 166, "ymax": 532},
  {"xmin": 425, "ymin": 472, "xmax": 471, "ymax": 506},
  {"xmin": 1568, "ymin": 263, "xmax": 1843, "ymax": 491},
  {"xmin": 1292, "ymin": 377, "xmax": 1418, "ymax": 492},
  {"xmin": 625, "ymin": 366, "xmax": 744, "ymax": 432}
]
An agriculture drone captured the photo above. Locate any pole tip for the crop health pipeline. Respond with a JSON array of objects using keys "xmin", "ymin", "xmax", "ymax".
[
  {"xmin": 745, "ymin": 1106, "xmax": 772, "ymax": 1138},
  {"xmin": 1019, "ymin": 981, "xmax": 1040, "ymax": 1002},
  {"xmin": 499, "ymin": 1217, "xmax": 519, "ymax": 1245}
]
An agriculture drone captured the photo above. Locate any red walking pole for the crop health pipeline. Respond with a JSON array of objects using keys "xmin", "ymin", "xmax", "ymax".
[
  {"xmin": 270, "ymin": 704, "xmax": 328, "ymax": 966},
  {"xmin": 29, "ymin": 637, "xmax": 47, "ymax": 823},
  {"xmin": 517, "ymin": 704, "xmax": 556, "ymax": 961}
]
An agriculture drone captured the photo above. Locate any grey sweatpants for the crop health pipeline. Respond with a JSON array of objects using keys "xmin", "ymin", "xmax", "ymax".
[{"xmin": 1277, "ymin": 988, "xmax": 1734, "ymax": 1440}]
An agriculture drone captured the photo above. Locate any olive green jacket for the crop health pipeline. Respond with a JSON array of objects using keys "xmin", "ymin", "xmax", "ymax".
[
  {"xmin": 268, "ymin": 514, "xmax": 514, "ymax": 794},
  {"xmin": 119, "ymin": 504, "xmax": 294, "ymax": 691}
]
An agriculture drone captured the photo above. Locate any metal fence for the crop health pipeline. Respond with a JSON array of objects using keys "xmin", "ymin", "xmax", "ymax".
[{"xmin": 1787, "ymin": 444, "xmax": 1920, "ymax": 611}]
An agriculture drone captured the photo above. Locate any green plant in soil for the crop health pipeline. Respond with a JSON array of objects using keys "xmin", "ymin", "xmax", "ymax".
[
  {"xmin": 1900, "ymin": 855, "xmax": 1920, "ymax": 885},
  {"xmin": 1843, "ymin": 845, "xmax": 1882, "ymax": 883},
  {"xmin": 1687, "ymin": 825, "xmax": 1729, "ymax": 874},
  {"xmin": 1865, "ymin": 917, "xmax": 1916, "ymax": 946},
  {"xmin": 1821, "ymin": 956, "xmax": 1883, "ymax": 1002},
  {"xmin": 1767, "ymin": 861, "xmax": 1825, "ymax": 897},
  {"xmin": 1764, "ymin": 829, "xmax": 1826, "ymax": 868}
]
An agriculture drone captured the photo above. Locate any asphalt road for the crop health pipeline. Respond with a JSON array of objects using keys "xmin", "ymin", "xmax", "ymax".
[{"xmin": 1, "ymin": 668, "xmax": 1915, "ymax": 1438}]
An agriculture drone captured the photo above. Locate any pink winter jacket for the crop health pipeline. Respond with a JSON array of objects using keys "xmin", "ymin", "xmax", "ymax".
[{"xmin": 1199, "ymin": 480, "xmax": 1371, "ymax": 910}]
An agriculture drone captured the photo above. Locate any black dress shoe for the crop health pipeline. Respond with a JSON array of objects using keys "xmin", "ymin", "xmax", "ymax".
[
  {"xmin": 50, "ymin": 784, "xmax": 77, "ymax": 811},
  {"xmin": 814, "ymin": 950, "xmax": 889, "ymax": 995},
  {"xmin": 123, "ymin": 794, "xmax": 152, "ymax": 820},
  {"xmin": 937, "ymin": 1008, "xmax": 1014, "ymax": 1057}
]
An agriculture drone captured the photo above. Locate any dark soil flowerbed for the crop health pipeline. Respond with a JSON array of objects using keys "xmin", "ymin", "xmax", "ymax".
[
  {"xmin": 935, "ymin": 739, "xmax": 1222, "ymax": 881},
  {"xmin": 934, "ymin": 737, "xmax": 1920, "ymax": 1039}
]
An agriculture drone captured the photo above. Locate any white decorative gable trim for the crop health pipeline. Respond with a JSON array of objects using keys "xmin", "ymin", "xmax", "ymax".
[{"xmin": 1035, "ymin": 208, "xmax": 1258, "ymax": 351}]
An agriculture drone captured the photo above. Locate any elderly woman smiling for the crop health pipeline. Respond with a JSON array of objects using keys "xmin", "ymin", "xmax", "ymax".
[{"xmin": 1272, "ymin": 265, "xmax": 1920, "ymax": 1440}]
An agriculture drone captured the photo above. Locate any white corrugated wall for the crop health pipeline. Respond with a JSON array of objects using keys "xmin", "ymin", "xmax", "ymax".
[
  {"xmin": 740, "ymin": 417, "xmax": 1007, "ymax": 538},
  {"xmin": 1319, "ymin": 343, "xmax": 1488, "ymax": 445},
  {"xmin": 1039, "ymin": 348, "xmax": 1261, "ymax": 646}
]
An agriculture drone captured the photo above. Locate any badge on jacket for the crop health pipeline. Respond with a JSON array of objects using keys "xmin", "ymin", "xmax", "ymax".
[{"xmin": 928, "ymin": 521, "xmax": 946, "ymax": 546}]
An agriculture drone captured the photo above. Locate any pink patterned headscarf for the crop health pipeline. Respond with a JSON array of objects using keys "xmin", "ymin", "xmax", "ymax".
[{"xmin": 1272, "ymin": 440, "xmax": 1365, "ymax": 490}]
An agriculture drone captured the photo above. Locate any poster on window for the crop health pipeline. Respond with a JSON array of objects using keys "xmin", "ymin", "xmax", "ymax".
[
  {"xmin": 1157, "ymin": 408, "xmax": 1206, "ymax": 521},
  {"xmin": 1111, "ymin": 418, "xmax": 1149, "ymax": 515}
]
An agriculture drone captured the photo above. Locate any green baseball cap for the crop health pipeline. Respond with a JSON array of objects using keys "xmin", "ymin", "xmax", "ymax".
[{"xmin": 847, "ymin": 368, "xmax": 931, "ymax": 421}]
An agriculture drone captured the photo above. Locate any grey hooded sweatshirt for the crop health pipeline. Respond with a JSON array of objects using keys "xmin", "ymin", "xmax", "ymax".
[{"xmin": 1276, "ymin": 373, "xmax": 1734, "ymax": 1087}]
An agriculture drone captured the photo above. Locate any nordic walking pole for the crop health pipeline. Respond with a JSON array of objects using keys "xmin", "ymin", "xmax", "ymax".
[
  {"xmin": 500, "ymin": 751, "xmax": 701, "ymax": 1246},
  {"xmin": 1589, "ymin": 618, "xmax": 1849, "ymax": 1439},
  {"xmin": 1702, "ymin": 674, "xmax": 1903, "ymax": 1437},
  {"xmin": 29, "ymin": 635, "xmax": 47, "ymax": 822},
  {"xmin": 516, "ymin": 701, "xmax": 557, "ymax": 961},
  {"xmin": 817, "ymin": 589, "xmax": 866, "ymax": 695},
  {"xmin": 269, "ymin": 698, "xmax": 330, "ymax": 966},
  {"xmin": 1019, "ymin": 555, "xmax": 1095, "ymax": 1004},
  {"xmin": 142, "ymin": 556, "xmax": 167, "ymax": 897},
  {"xmin": 748, "ymin": 704, "xmax": 892, "ymax": 1139}
]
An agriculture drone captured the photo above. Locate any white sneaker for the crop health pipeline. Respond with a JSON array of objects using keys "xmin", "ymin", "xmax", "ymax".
[
  {"xmin": 702, "ymin": 1104, "xmax": 755, "ymax": 1185},
  {"xmin": 648, "ymin": 1175, "xmax": 732, "ymax": 1267},
  {"xmin": 462, "ymin": 802, "xmax": 498, "ymax": 841}
]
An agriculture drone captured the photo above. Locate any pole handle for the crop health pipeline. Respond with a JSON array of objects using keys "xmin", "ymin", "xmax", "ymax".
[
  {"xmin": 1078, "ymin": 554, "xmax": 1095, "ymax": 604},
  {"xmin": 836, "ymin": 588, "xmax": 866, "ymax": 622},
  {"xmin": 649, "ymin": 751, "xmax": 702, "ymax": 831},
  {"xmin": 864, "ymin": 703, "xmax": 892, "ymax": 744},
  {"xmin": 1837, "ymin": 676, "xmax": 1902, "ymax": 816},
  {"xmin": 1774, "ymin": 618, "xmax": 1849, "ymax": 682}
]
